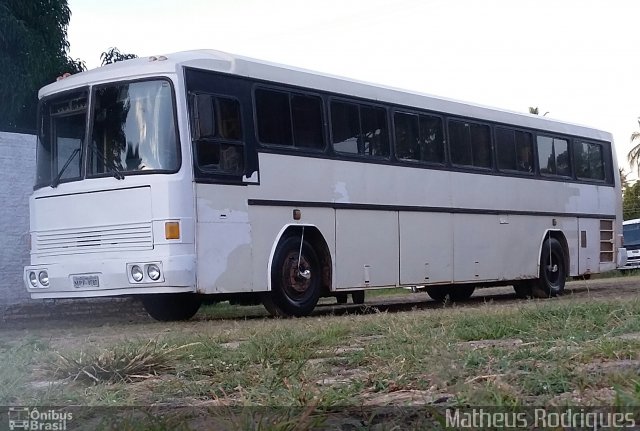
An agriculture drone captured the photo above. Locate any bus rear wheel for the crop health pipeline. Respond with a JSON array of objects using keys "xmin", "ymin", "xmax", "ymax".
[
  {"xmin": 262, "ymin": 235, "xmax": 321, "ymax": 317},
  {"xmin": 336, "ymin": 294, "xmax": 348, "ymax": 304},
  {"xmin": 426, "ymin": 285, "xmax": 475, "ymax": 302},
  {"xmin": 531, "ymin": 238, "xmax": 566, "ymax": 298},
  {"xmin": 352, "ymin": 290, "xmax": 365, "ymax": 304},
  {"xmin": 141, "ymin": 293, "xmax": 201, "ymax": 321},
  {"xmin": 513, "ymin": 281, "xmax": 532, "ymax": 298}
]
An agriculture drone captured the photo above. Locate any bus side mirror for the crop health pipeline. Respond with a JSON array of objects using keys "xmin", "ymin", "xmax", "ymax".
[{"xmin": 192, "ymin": 93, "xmax": 215, "ymax": 140}]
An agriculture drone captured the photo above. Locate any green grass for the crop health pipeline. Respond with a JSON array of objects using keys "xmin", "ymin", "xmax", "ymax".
[{"xmin": 4, "ymin": 297, "xmax": 640, "ymax": 427}]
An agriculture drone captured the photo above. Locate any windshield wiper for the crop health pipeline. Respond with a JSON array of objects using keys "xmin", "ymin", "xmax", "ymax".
[
  {"xmin": 51, "ymin": 148, "xmax": 80, "ymax": 188},
  {"xmin": 90, "ymin": 144, "xmax": 125, "ymax": 180}
]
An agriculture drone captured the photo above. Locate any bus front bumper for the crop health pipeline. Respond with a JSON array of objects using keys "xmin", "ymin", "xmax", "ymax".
[{"xmin": 24, "ymin": 255, "xmax": 196, "ymax": 299}]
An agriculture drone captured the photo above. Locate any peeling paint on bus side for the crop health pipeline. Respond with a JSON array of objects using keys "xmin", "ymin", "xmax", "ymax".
[{"xmin": 195, "ymin": 185, "xmax": 253, "ymax": 294}]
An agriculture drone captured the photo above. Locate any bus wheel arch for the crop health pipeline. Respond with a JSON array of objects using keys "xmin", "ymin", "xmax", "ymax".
[
  {"xmin": 532, "ymin": 230, "xmax": 569, "ymax": 298},
  {"xmin": 263, "ymin": 225, "xmax": 332, "ymax": 317}
]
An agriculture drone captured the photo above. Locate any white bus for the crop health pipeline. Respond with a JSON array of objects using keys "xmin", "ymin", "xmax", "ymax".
[
  {"xmin": 24, "ymin": 50, "xmax": 626, "ymax": 320},
  {"xmin": 622, "ymin": 219, "xmax": 640, "ymax": 270}
]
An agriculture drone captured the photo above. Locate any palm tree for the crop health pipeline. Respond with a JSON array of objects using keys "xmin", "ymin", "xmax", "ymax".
[
  {"xmin": 528, "ymin": 107, "xmax": 549, "ymax": 116},
  {"xmin": 620, "ymin": 167, "xmax": 630, "ymax": 191},
  {"xmin": 628, "ymin": 118, "xmax": 640, "ymax": 174}
]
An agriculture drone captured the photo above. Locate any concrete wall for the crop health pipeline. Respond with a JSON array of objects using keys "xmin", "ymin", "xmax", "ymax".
[{"xmin": 0, "ymin": 132, "xmax": 36, "ymax": 307}]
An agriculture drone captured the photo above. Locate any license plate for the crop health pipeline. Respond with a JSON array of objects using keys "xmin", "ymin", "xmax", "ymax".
[{"xmin": 73, "ymin": 275, "xmax": 100, "ymax": 288}]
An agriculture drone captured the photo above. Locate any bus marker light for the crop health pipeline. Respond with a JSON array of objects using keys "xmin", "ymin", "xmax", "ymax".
[
  {"xmin": 293, "ymin": 209, "xmax": 301, "ymax": 220},
  {"xmin": 165, "ymin": 222, "xmax": 180, "ymax": 240}
]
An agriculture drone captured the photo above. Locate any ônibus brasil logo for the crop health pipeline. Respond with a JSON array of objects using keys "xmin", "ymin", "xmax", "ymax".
[{"xmin": 7, "ymin": 407, "xmax": 73, "ymax": 431}]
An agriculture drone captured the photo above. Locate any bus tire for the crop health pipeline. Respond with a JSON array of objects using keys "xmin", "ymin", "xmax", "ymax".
[
  {"xmin": 352, "ymin": 290, "xmax": 365, "ymax": 304},
  {"xmin": 427, "ymin": 285, "xmax": 475, "ymax": 302},
  {"xmin": 450, "ymin": 285, "xmax": 475, "ymax": 301},
  {"xmin": 141, "ymin": 293, "xmax": 201, "ymax": 321},
  {"xmin": 532, "ymin": 238, "xmax": 566, "ymax": 298},
  {"xmin": 336, "ymin": 294, "xmax": 348, "ymax": 304},
  {"xmin": 513, "ymin": 281, "xmax": 532, "ymax": 298},
  {"xmin": 263, "ymin": 235, "xmax": 321, "ymax": 317},
  {"xmin": 426, "ymin": 286, "xmax": 448, "ymax": 302}
]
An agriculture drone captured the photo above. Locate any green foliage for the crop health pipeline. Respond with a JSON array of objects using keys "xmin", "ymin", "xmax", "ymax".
[
  {"xmin": 627, "ymin": 117, "xmax": 640, "ymax": 175},
  {"xmin": 0, "ymin": 0, "xmax": 85, "ymax": 131},
  {"xmin": 623, "ymin": 180, "xmax": 640, "ymax": 220},
  {"xmin": 101, "ymin": 47, "xmax": 137, "ymax": 66}
]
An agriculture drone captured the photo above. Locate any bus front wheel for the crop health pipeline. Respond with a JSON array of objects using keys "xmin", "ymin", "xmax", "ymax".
[
  {"xmin": 141, "ymin": 293, "xmax": 201, "ymax": 321},
  {"xmin": 531, "ymin": 238, "xmax": 566, "ymax": 298},
  {"xmin": 263, "ymin": 235, "xmax": 321, "ymax": 317}
]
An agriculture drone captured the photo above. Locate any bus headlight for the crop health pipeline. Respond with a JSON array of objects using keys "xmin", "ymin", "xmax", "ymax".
[
  {"xmin": 38, "ymin": 271, "xmax": 49, "ymax": 287},
  {"xmin": 147, "ymin": 264, "xmax": 161, "ymax": 281},
  {"xmin": 131, "ymin": 265, "xmax": 144, "ymax": 282},
  {"xmin": 28, "ymin": 272, "xmax": 38, "ymax": 287}
]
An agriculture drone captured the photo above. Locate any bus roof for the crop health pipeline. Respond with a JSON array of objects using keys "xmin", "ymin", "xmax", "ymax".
[
  {"xmin": 624, "ymin": 219, "xmax": 640, "ymax": 225},
  {"xmin": 41, "ymin": 49, "xmax": 612, "ymax": 141}
]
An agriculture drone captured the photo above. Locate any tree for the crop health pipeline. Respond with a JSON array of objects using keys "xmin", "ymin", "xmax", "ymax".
[
  {"xmin": 623, "ymin": 180, "xmax": 640, "ymax": 220},
  {"xmin": 627, "ymin": 118, "xmax": 640, "ymax": 174},
  {"xmin": 100, "ymin": 47, "xmax": 137, "ymax": 66},
  {"xmin": 620, "ymin": 167, "xmax": 630, "ymax": 191},
  {"xmin": 528, "ymin": 107, "xmax": 549, "ymax": 116},
  {"xmin": 0, "ymin": 0, "xmax": 85, "ymax": 131}
]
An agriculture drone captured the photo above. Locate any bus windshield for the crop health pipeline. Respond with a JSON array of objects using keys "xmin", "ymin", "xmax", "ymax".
[
  {"xmin": 36, "ymin": 90, "xmax": 88, "ymax": 188},
  {"xmin": 35, "ymin": 79, "xmax": 179, "ymax": 189}
]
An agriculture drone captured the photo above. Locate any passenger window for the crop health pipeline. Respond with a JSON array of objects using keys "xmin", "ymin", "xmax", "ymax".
[
  {"xmin": 361, "ymin": 106, "xmax": 389, "ymax": 157},
  {"xmin": 191, "ymin": 93, "xmax": 244, "ymax": 175},
  {"xmin": 419, "ymin": 115, "xmax": 445, "ymax": 163},
  {"xmin": 496, "ymin": 127, "xmax": 533, "ymax": 173},
  {"xmin": 331, "ymin": 101, "xmax": 360, "ymax": 154},
  {"xmin": 537, "ymin": 136, "xmax": 570, "ymax": 176},
  {"xmin": 574, "ymin": 141, "xmax": 604, "ymax": 180},
  {"xmin": 256, "ymin": 89, "xmax": 292, "ymax": 146},
  {"xmin": 331, "ymin": 101, "xmax": 389, "ymax": 157},
  {"xmin": 449, "ymin": 120, "xmax": 491, "ymax": 168},
  {"xmin": 394, "ymin": 112, "xmax": 444, "ymax": 164},
  {"xmin": 394, "ymin": 113, "xmax": 420, "ymax": 160},
  {"xmin": 217, "ymin": 98, "xmax": 242, "ymax": 140},
  {"xmin": 256, "ymin": 89, "xmax": 325, "ymax": 150},
  {"xmin": 291, "ymin": 94, "xmax": 324, "ymax": 149}
]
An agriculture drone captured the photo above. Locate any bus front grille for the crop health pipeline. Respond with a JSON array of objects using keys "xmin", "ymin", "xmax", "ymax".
[{"xmin": 34, "ymin": 222, "xmax": 153, "ymax": 256}]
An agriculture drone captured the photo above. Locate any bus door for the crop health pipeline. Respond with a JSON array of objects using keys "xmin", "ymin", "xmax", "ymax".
[{"xmin": 185, "ymin": 69, "xmax": 258, "ymax": 293}]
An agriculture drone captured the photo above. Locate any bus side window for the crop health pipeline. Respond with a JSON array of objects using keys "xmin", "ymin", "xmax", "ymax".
[
  {"xmin": 361, "ymin": 106, "xmax": 389, "ymax": 157},
  {"xmin": 255, "ymin": 89, "xmax": 325, "ymax": 150},
  {"xmin": 256, "ymin": 89, "xmax": 293, "ymax": 146},
  {"xmin": 394, "ymin": 112, "xmax": 420, "ymax": 161},
  {"xmin": 395, "ymin": 113, "xmax": 444, "ymax": 164},
  {"xmin": 537, "ymin": 135, "xmax": 569, "ymax": 177},
  {"xmin": 331, "ymin": 100, "xmax": 389, "ymax": 158},
  {"xmin": 574, "ymin": 141, "xmax": 604, "ymax": 181},
  {"xmin": 449, "ymin": 120, "xmax": 491, "ymax": 168},
  {"xmin": 191, "ymin": 93, "xmax": 244, "ymax": 175},
  {"xmin": 496, "ymin": 127, "xmax": 533, "ymax": 173},
  {"xmin": 193, "ymin": 94, "xmax": 215, "ymax": 139}
]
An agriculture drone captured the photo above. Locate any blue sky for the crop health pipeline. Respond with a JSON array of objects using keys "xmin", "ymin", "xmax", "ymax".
[{"xmin": 67, "ymin": 0, "xmax": 640, "ymax": 175}]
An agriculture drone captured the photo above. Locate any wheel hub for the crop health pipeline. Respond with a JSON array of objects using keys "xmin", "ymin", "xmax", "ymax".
[{"xmin": 285, "ymin": 254, "xmax": 311, "ymax": 293}]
